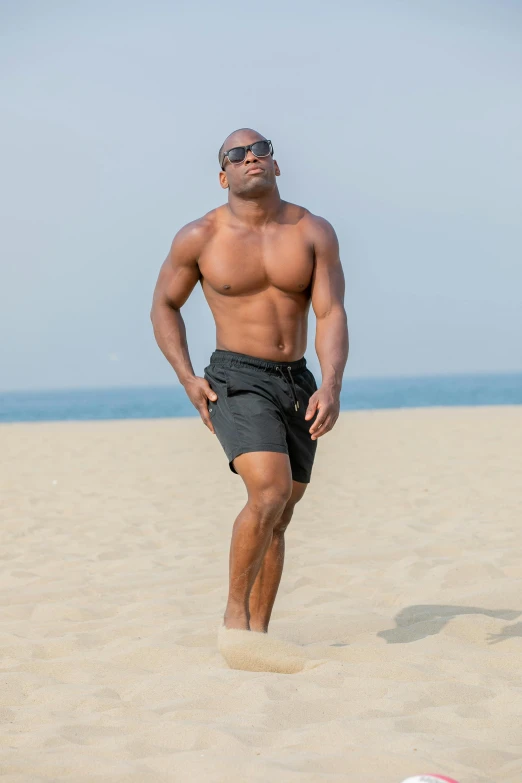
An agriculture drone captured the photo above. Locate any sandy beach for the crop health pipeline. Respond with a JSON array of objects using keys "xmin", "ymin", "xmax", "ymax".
[{"xmin": 1, "ymin": 406, "xmax": 521, "ymax": 783}]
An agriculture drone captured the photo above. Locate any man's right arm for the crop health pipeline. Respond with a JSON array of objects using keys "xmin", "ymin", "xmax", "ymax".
[{"xmin": 150, "ymin": 221, "xmax": 218, "ymax": 433}]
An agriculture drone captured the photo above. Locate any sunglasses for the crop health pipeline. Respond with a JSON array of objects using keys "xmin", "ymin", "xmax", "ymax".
[{"xmin": 220, "ymin": 139, "xmax": 273, "ymax": 169}]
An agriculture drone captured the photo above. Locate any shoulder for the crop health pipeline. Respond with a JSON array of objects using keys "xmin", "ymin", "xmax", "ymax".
[
  {"xmin": 282, "ymin": 202, "xmax": 338, "ymax": 244},
  {"xmin": 301, "ymin": 211, "xmax": 338, "ymax": 247},
  {"xmin": 284, "ymin": 205, "xmax": 339, "ymax": 255},
  {"xmin": 169, "ymin": 208, "xmax": 221, "ymax": 262}
]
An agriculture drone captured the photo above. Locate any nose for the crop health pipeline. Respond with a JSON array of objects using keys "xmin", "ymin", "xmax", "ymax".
[{"xmin": 244, "ymin": 148, "xmax": 258, "ymax": 164}]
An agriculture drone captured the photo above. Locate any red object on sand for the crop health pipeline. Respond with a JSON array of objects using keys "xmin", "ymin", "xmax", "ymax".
[{"xmin": 425, "ymin": 777, "xmax": 459, "ymax": 783}]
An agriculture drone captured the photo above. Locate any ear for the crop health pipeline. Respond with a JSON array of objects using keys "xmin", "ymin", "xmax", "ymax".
[
  {"xmin": 219, "ymin": 170, "xmax": 229, "ymax": 189},
  {"xmin": 273, "ymin": 159, "xmax": 281, "ymax": 177}
]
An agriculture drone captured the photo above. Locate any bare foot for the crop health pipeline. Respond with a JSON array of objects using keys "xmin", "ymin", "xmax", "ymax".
[
  {"xmin": 223, "ymin": 609, "xmax": 250, "ymax": 631},
  {"xmin": 249, "ymin": 623, "xmax": 268, "ymax": 633}
]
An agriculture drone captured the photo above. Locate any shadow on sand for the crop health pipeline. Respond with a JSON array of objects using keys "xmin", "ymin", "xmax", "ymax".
[
  {"xmin": 487, "ymin": 620, "xmax": 522, "ymax": 645},
  {"xmin": 378, "ymin": 604, "xmax": 521, "ymax": 644}
]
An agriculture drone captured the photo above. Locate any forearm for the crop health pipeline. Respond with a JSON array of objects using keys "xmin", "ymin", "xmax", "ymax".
[
  {"xmin": 151, "ymin": 303, "xmax": 196, "ymax": 386},
  {"xmin": 315, "ymin": 308, "xmax": 349, "ymax": 392}
]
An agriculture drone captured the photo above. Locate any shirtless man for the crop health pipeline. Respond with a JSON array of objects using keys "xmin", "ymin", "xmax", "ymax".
[{"xmin": 151, "ymin": 128, "xmax": 349, "ymax": 632}]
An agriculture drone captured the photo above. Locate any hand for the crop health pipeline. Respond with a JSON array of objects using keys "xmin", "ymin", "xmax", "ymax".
[
  {"xmin": 183, "ymin": 376, "xmax": 218, "ymax": 434},
  {"xmin": 304, "ymin": 384, "xmax": 340, "ymax": 440}
]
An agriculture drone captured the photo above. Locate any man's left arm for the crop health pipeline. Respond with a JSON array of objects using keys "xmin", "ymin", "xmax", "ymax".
[{"xmin": 305, "ymin": 216, "xmax": 349, "ymax": 440}]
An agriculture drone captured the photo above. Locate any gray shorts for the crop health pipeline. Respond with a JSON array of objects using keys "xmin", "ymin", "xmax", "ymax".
[{"xmin": 204, "ymin": 350, "xmax": 318, "ymax": 484}]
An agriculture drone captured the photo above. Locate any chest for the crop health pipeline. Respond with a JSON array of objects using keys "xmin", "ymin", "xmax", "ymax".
[{"xmin": 199, "ymin": 226, "xmax": 314, "ymax": 296}]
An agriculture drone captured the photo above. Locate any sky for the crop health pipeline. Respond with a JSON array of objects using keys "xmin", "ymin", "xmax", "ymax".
[{"xmin": 1, "ymin": 0, "xmax": 521, "ymax": 391}]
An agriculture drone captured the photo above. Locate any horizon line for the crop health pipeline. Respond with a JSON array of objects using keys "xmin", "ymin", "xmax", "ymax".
[{"xmin": 1, "ymin": 369, "xmax": 522, "ymax": 396}]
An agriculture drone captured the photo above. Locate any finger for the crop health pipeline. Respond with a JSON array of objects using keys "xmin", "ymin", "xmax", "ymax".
[
  {"xmin": 203, "ymin": 379, "xmax": 218, "ymax": 402},
  {"xmin": 199, "ymin": 407, "xmax": 215, "ymax": 434},
  {"xmin": 309, "ymin": 419, "xmax": 327, "ymax": 437},
  {"xmin": 309, "ymin": 408, "xmax": 330, "ymax": 433},
  {"xmin": 311, "ymin": 417, "xmax": 333, "ymax": 440},
  {"xmin": 304, "ymin": 394, "xmax": 319, "ymax": 421}
]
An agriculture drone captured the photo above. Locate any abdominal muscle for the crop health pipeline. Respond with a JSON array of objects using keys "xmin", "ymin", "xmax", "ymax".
[{"xmin": 204, "ymin": 286, "xmax": 311, "ymax": 362}]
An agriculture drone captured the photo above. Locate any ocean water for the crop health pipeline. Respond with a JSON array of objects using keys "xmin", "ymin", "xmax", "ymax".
[{"xmin": 1, "ymin": 373, "xmax": 521, "ymax": 424}]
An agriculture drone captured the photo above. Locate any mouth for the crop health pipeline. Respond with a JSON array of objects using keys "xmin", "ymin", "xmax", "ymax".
[{"xmin": 247, "ymin": 166, "xmax": 265, "ymax": 175}]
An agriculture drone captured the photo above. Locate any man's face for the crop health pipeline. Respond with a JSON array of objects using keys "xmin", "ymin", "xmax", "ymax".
[{"xmin": 219, "ymin": 130, "xmax": 280, "ymax": 196}]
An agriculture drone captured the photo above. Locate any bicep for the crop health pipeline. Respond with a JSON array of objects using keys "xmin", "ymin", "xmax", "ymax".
[
  {"xmin": 310, "ymin": 219, "xmax": 345, "ymax": 319},
  {"xmin": 152, "ymin": 229, "xmax": 201, "ymax": 310}
]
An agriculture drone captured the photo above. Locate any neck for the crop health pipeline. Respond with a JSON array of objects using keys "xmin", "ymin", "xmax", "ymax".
[{"xmin": 227, "ymin": 187, "xmax": 282, "ymax": 228}]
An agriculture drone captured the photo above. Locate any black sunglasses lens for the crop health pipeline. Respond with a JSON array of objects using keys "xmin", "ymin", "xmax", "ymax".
[
  {"xmin": 251, "ymin": 140, "xmax": 271, "ymax": 157},
  {"xmin": 227, "ymin": 147, "xmax": 246, "ymax": 163},
  {"xmin": 224, "ymin": 141, "xmax": 272, "ymax": 166}
]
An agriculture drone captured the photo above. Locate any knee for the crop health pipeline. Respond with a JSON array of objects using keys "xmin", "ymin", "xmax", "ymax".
[
  {"xmin": 273, "ymin": 485, "xmax": 307, "ymax": 535},
  {"xmin": 248, "ymin": 482, "xmax": 293, "ymax": 524},
  {"xmin": 273, "ymin": 502, "xmax": 296, "ymax": 535}
]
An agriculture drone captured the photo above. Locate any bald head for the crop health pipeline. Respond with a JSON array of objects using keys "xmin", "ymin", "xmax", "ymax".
[{"xmin": 218, "ymin": 128, "xmax": 267, "ymax": 168}]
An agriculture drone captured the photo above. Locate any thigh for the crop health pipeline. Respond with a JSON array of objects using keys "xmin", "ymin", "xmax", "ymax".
[
  {"xmin": 233, "ymin": 451, "xmax": 293, "ymax": 498},
  {"xmin": 225, "ymin": 369, "xmax": 287, "ymax": 453},
  {"xmin": 206, "ymin": 365, "xmax": 289, "ymax": 470}
]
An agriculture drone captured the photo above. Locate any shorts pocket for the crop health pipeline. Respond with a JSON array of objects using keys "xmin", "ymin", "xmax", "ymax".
[{"xmin": 224, "ymin": 370, "xmax": 271, "ymax": 415}]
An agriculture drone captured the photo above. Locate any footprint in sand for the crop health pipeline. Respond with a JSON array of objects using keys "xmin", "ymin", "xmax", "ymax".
[{"xmin": 218, "ymin": 626, "xmax": 325, "ymax": 674}]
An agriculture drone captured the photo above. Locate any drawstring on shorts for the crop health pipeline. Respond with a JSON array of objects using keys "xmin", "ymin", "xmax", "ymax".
[{"xmin": 277, "ymin": 365, "xmax": 300, "ymax": 411}]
